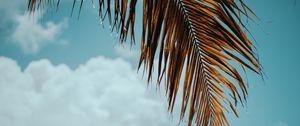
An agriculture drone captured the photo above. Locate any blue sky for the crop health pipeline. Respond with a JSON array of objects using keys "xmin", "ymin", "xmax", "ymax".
[{"xmin": 0, "ymin": 0, "xmax": 299, "ymax": 126}]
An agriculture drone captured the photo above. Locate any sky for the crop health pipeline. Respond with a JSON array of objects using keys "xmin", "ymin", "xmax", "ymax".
[{"xmin": 0, "ymin": 0, "xmax": 300, "ymax": 126}]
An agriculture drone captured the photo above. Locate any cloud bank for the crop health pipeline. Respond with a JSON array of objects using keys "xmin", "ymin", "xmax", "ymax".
[{"xmin": 0, "ymin": 56, "xmax": 179, "ymax": 126}]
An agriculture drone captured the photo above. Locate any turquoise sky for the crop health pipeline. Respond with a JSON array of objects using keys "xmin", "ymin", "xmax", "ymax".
[{"xmin": 0, "ymin": 0, "xmax": 300, "ymax": 126}]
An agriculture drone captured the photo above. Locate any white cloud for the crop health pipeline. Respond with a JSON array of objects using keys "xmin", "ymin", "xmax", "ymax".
[
  {"xmin": 114, "ymin": 44, "xmax": 139, "ymax": 59},
  {"xmin": 0, "ymin": 0, "xmax": 68, "ymax": 54},
  {"xmin": 0, "ymin": 0, "xmax": 23, "ymax": 20},
  {"xmin": 0, "ymin": 56, "xmax": 180, "ymax": 126},
  {"xmin": 11, "ymin": 13, "xmax": 68, "ymax": 54}
]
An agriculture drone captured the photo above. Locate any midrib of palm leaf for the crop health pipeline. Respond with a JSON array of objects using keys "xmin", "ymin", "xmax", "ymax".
[
  {"xmin": 27, "ymin": 0, "xmax": 262, "ymax": 126},
  {"xmin": 160, "ymin": 1, "xmax": 242, "ymax": 125}
]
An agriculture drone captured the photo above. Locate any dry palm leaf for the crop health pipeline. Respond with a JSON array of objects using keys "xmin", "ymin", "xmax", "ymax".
[{"xmin": 28, "ymin": 0, "xmax": 262, "ymax": 126}]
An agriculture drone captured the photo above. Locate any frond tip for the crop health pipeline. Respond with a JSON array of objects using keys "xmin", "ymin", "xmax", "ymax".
[{"xmin": 27, "ymin": 0, "xmax": 262, "ymax": 126}]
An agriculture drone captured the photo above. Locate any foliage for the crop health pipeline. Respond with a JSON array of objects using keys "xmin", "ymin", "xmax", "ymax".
[{"xmin": 27, "ymin": 0, "xmax": 262, "ymax": 126}]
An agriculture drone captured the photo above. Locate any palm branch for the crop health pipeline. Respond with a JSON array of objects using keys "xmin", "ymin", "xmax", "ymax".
[{"xmin": 27, "ymin": 0, "xmax": 262, "ymax": 126}]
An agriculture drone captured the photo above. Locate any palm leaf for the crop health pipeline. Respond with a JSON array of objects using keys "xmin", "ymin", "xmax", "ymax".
[{"xmin": 27, "ymin": 0, "xmax": 262, "ymax": 126}]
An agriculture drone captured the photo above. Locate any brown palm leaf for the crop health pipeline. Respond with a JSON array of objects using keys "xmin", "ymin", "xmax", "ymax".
[{"xmin": 27, "ymin": 0, "xmax": 262, "ymax": 126}]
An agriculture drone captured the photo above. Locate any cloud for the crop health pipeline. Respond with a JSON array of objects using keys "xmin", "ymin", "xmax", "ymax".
[
  {"xmin": 11, "ymin": 13, "xmax": 68, "ymax": 54},
  {"xmin": 114, "ymin": 44, "xmax": 139, "ymax": 59},
  {"xmin": 0, "ymin": 56, "xmax": 179, "ymax": 126},
  {"xmin": 0, "ymin": 0, "xmax": 23, "ymax": 20},
  {"xmin": 274, "ymin": 121, "xmax": 288, "ymax": 126},
  {"xmin": 0, "ymin": 0, "xmax": 68, "ymax": 54}
]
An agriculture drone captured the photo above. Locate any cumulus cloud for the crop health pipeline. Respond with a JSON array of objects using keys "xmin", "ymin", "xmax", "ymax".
[
  {"xmin": 11, "ymin": 13, "xmax": 68, "ymax": 54},
  {"xmin": 0, "ymin": 56, "xmax": 180, "ymax": 126},
  {"xmin": 0, "ymin": 0, "xmax": 68, "ymax": 54}
]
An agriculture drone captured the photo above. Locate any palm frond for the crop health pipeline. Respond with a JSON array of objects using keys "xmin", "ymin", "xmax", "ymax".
[{"xmin": 27, "ymin": 0, "xmax": 262, "ymax": 126}]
